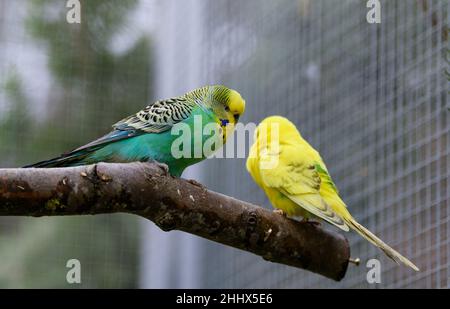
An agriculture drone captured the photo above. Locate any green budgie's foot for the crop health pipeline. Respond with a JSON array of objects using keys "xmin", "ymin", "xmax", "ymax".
[
  {"xmin": 273, "ymin": 209, "xmax": 287, "ymax": 217},
  {"xmin": 147, "ymin": 160, "xmax": 169, "ymax": 175}
]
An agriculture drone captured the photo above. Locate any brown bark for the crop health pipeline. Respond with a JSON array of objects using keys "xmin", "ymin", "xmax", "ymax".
[{"xmin": 0, "ymin": 162, "xmax": 350, "ymax": 281}]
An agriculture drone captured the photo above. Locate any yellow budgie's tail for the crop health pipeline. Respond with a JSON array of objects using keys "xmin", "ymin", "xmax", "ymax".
[{"xmin": 344, "ymin": 217, "xmax": 419, "ymax": 271}]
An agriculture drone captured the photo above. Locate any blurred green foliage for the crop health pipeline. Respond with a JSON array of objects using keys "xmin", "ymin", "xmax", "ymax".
[
  {"xmin": 0, "ymin": 0, "xmax": 152, "ymax": 287},
  {"xmin": 0, "ymin": 72, "xmax": 33, "ymax": 167}
]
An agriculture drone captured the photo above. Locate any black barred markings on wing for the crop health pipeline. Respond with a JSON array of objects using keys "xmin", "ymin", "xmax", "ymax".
[
  {"xmin": 117, "ymin": 97, "xmax": 197, "ymax": 133},
  {"xmin": 113, "ymin": 85, "xmax": 227, "ymax": 134}
]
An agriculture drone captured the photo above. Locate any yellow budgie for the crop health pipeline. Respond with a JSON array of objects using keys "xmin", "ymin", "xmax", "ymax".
[{"xmin": 246, "ymin": 116, "xmax": 419, "ymax": 271}]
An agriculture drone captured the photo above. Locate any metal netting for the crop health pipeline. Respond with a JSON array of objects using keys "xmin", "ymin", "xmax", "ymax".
[
  {"xmin": 144, "ymin": 0, "xmax": 448, "ymax": 288},
  {"xmin": 0, "ymin": 0, "xmax": 153, "ymax": 288}
]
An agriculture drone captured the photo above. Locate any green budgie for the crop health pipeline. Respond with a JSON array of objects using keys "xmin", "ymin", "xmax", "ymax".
[{"xmin": 25, "ymin": 85, "xmax": 246, "ymax": 177}]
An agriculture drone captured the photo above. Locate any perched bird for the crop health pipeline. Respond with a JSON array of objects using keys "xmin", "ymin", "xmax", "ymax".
[
  {"xmin": 246, "ymin": 116, "xmax": 419, "ymax": 271},
  {"xmin": 25, "ymin": 85, "xmax": 245, "ymax": 177}
]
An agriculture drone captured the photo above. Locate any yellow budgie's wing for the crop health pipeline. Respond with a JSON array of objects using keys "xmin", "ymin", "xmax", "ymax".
[
  {"xmin": 314, "ymin": 162, "xmax": 339, "ymax": 194},
  {"xmin": 259, "ymin": 145, "xmax": 349, "ymax": 231}
]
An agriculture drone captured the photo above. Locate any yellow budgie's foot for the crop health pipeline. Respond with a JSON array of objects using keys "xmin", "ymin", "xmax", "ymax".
[
  {"xmin": 273, "ymin": 209, "xmax": 287, "ymax": 217},
  {"xmin": 301, "ymin": 217, "xmax": 321, "ymax": 227}
]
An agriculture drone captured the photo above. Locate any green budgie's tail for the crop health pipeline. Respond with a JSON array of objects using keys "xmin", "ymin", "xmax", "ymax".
[
  {"xmin": 23, "ymin": 150, "xmax": 90, "ymax": 168},
  {"xmin": 24, "ymin": 129, "xmax": 134, "ymax": 168}
]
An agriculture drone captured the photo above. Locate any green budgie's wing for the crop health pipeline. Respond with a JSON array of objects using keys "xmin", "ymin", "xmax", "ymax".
[
  {"xmin": 24, "ymin": 97, "xmax": 199, "ymax": 167},
  {"xmin": 259, "ymin": 144, "xmax": 349, "ymax": 231},
  {"xmin": 113, "ymin": 97, "xmax": 197, "ymax": 133},
  {"xmin": 73, "ymin": 97, "xmax": 198, "ymax": 152}
]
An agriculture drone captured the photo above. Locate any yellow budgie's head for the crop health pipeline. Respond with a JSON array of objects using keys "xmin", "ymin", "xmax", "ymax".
[
  {"xmin": 253, "ymin": 116, "xmax": 302, "ymax": 149},
  {"xmin": 247, "ymin": 116, "xmax": 302, "ymax": 174}
]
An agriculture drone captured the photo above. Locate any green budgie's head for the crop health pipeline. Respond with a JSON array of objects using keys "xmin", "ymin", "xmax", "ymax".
[{"xmin": 187, "ymin": 85, "xmax": 246, "ymax": 140}]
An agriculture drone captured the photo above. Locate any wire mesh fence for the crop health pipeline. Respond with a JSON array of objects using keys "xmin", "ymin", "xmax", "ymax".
[
  {"xmin": 164, "ymin": 0, "xmax": 448, "ymax": 288},
  {"xmin": 0, "ymin": 0, "xmax": 152, "ymax": 288}
]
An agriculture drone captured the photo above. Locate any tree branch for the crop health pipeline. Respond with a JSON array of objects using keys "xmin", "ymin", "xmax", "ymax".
[{"xmin": 0, "ymin": 162, "xmax": 350, "ymax": 281}]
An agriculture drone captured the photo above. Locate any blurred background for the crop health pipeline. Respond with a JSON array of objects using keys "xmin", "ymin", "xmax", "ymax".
[{"xmin": 0, "ymin": 0, "xmax": 448, "ymax": 288}]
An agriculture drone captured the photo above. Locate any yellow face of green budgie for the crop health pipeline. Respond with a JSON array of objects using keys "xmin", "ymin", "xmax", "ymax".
[{"xmin": 205, "ymin": 86, "xmax": 245, "ymax": 142}]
